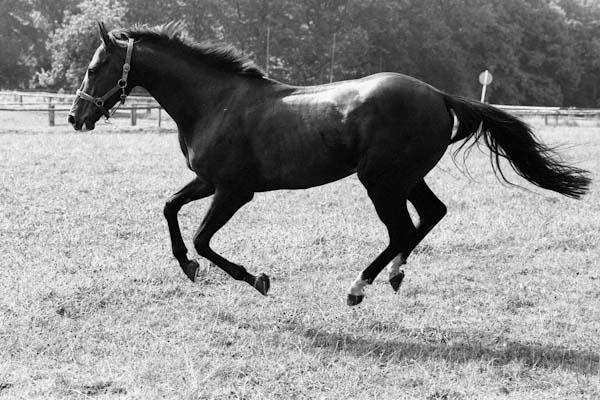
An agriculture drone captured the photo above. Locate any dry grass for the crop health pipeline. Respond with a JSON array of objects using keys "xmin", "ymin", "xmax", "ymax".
[{"xmin": 0, "ymin": 121, "xmax": 599, "ymax": 399}]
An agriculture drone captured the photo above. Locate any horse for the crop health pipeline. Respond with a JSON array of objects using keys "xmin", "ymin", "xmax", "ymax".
[{"xmin": 68, "ymin": 22, "xmax": 590, "ymax": 306}]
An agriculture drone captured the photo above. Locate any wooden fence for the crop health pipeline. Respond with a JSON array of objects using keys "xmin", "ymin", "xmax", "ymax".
[
  {"xmin": 1, "ymin": 90, "xmax": 599, "ymax": 127},
  {"xmin": 0, "ymin": 90, "xmax": 165, "ymax": 127},
  {"xmin": 491, "ymin": 104, "xmax": 600, "ymax": 126}
]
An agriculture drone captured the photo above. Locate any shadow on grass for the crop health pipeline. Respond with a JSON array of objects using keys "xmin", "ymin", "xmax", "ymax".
[{"xmin": 292, "ymin": 325, "xmax": 599, "ymax": 375}]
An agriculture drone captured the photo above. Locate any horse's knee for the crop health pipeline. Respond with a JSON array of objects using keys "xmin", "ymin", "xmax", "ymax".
[
  {"xmin": 163, "ymin": 199, "xmax": 178, "ymax": 219},
  {"xmin": 192, "ymin": 232, "xmax": 210, "ymax": 257}
]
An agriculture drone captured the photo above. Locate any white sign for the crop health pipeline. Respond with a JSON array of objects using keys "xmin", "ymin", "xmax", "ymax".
[{"xmin": 479, "ymin": 70, "xmax": 493, "ymax": 85}]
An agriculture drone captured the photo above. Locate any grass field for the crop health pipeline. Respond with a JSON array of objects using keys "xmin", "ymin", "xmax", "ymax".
[{"xmin": 1, "ymin": 120, "xmax": 599, "ymax": 399}]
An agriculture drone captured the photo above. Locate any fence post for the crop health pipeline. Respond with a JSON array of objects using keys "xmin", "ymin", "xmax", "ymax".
[
  {"xmin": 48, "ymin": 104, "xmax": 55, "ymax": 127},
  {"xmin": 158, "ymin": 107, "xmax": 162, "ymax": 128},
  {"xmin": 130, "ymin": 104, "xmax": 137, "ymax": 126}
]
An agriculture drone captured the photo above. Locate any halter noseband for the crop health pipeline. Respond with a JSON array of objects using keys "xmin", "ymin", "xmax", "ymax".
[{"xmin": 76, "ymin": 38, "xmax": 134, "ymax": 119}]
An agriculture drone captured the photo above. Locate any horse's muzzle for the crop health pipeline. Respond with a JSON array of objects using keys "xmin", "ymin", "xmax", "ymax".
[
  {"xmin": 67, "ymin": 113, "xmax": 83, "ymax": 130},
  {"xmin": 68, "ymin": 114, "xmax": 95, "ymax": 131}
]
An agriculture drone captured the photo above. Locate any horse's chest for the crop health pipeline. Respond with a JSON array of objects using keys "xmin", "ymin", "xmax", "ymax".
[{"xmin": 184, "ymin": 128, "xmax": 250, "ymax": 180}]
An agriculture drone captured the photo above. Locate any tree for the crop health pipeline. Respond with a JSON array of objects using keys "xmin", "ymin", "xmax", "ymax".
[
  {"xmin": 0, "ymin": 0, "xmax": 42, "ymax": 88},
  {"xmin": 30, "ymin": 0, "xmax": 600, "ymax": 107},
  {"xmin": 43, "ymin": 0, "xmax": 127, "ymax": 89},
  {"xmin": 124, "ymin": 0, "xmax": 224, "ymax": 39},
  {"xmin": 558, "ymin": 0, "xmax": 600, "ymax": 106}
]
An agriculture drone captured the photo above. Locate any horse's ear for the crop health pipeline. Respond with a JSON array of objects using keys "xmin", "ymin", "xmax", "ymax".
[{"xmin": 97, "ymin": 21, "xmax": 111, "ymax": 49}]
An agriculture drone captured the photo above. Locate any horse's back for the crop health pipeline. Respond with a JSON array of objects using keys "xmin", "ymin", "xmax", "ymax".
[{"xmin": 286, "ymin": 72, "xmax": 451, "ymax": 137}]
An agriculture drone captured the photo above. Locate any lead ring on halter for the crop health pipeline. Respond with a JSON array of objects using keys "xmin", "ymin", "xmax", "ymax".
[{"xmin": 76, "ymin": 37, "xmax": 134, "ymax": 119}]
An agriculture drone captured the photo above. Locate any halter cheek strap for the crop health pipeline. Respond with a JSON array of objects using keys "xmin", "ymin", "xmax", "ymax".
[{"xmin": 76, "ymin": 38, "xmax": 134, "ymax": 119}]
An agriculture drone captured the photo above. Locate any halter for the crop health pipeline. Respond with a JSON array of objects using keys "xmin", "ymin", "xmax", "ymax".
[{"xmin": 76, "ymin": 38, "xmax": 134, "ymax": 119}]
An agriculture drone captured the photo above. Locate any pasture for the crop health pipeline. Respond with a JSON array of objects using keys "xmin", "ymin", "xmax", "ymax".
[{"xmin": 0, "ymin": 119, "xmax": 599, "ymax": 399}]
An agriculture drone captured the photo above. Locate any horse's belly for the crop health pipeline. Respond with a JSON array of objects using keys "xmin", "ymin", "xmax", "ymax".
[
  {"xmin": 255, "ymin": 143, "xmax": 357, "ymax": 191},
  {"xmin": 257, "ymin": 164, "xmax": 356, "ymax": 191}
]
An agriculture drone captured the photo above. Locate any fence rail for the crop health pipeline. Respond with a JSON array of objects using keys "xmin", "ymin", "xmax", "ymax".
[
  {"xmin": 2, "ymin": 90, "xmax": 599, "ymax": 128},
  {"xmin": 492, "ymin": 104, "xmax": 600, "ymax": 126},
  {"xmin": 1, "ymin": 90, "xmax": 164, "ymax": 127},
  {"xmin": 1, "ymin": 90, "xmax": 158, "ymax": 103}
]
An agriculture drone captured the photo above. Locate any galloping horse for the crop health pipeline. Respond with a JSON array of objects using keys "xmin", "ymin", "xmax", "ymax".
[{"xmin": 69, "ymin": 23, "xmax": 590, "ymax": 305}]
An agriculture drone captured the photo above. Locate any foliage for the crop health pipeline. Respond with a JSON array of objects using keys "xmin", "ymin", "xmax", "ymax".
[
  {"xmin": 40, "ymin": 0, "xmax": 126, "ymax": 89},
  {"xmin": 0, "ymin": 0, "xmax": 42, "ymax": 88},
  {"xmin": 2, "ymin": 0, "xmax": 600, "ymax": 106}
]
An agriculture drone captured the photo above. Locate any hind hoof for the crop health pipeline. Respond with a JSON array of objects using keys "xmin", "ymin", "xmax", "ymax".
[
  {"xmin": 347, "ymin": 294, "xmax": 364, "ymax": 306},
  {"xmin": 182, "ymin": 260, "xmax": 199, "ymax": 282},
  {"xmin": 389, "ymin": 270, "xmax": 405, "ymax": 292},
  {"xmin": 254, "ymin": 273, "xmax": 270, "ymax": 296}
]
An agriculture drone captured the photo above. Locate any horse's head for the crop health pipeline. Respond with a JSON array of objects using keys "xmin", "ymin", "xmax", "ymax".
[{"xmin": 68, "ymin": 22, "xmax": 134, "ymax": 131}]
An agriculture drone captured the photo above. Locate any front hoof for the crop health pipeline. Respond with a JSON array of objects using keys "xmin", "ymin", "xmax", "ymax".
[
  {"xmin": 182, "ymin": 260, "xmax": 199, "ymax": 282},
  {"xmin": 254, "ymin": 273, "xmax": 270, "ymax": 296},
  {"xmin": 347, "ymin": 294, "xmax": 364, "ymax": 306},
  {"xmin": 389, "ymin": 270, "xmax": 405, "ymax": 292}
]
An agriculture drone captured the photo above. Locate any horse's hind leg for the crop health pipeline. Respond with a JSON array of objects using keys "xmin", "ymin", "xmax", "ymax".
[
  {"xmin": 192, "ymin": 188, "xmax": 270, "ymax": 296},
  {"xmin": 407, "ymin": 180, "xmax": 447, "ymax": 254},
  {"xmin": 347, "ymin": 181, "xmax": 417, "ymax": 306},
  {"xmin": 387, "ymin": 179, "xmax": 447, "ymax": 291},
  {"xmin": 163, "ymin": 177, "xmax": 215, "ymax": 281}
]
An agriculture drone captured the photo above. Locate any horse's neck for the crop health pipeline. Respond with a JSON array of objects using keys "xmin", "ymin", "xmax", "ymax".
[{"xmin": 134, "ymin": 46, "xmax": 236, "ymax": 129}]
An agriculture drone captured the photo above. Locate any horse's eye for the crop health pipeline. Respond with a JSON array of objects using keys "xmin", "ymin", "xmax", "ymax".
[{"xmin": 87, "ymin": 68, "xmax": 96, "ymax": 75}]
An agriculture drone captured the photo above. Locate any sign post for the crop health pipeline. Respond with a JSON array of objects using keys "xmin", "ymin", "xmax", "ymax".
[
  {"xmin": 479, "ymin": 69, "xmax": 493, "ymax": 103},
  {"xmin": 265, "ymin": 26, "xmax": 270, "ymax": 78}
]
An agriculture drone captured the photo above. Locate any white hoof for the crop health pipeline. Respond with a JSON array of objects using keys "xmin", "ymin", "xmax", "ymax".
[{"xmin": 348, "ymin": 273, "xmax": 369, "ymax": 297}]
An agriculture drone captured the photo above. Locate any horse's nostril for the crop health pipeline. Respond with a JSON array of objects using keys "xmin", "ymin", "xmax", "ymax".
[{"xmin": 67, "ymin": 114, "xmax": 75, "ymax": 125}]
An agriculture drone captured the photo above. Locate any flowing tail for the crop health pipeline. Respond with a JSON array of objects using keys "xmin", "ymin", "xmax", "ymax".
[{"xmin": 442, "ymin": 93, "xmax": 591, "ymax": 199}]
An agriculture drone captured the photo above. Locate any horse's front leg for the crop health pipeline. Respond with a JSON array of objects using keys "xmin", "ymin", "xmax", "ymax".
[
  {"xmin": 192, "ymin": 188, "xmax": 270, "ymax": 296},
  {"xmin": 163, "ymin": 177, "xmax": 214, "ymax": 281}
]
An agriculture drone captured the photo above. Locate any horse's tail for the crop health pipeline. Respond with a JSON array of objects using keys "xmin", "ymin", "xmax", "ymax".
[{"xmin": 442, "ymin": 93, "xmax": 590, "ymax": 199}]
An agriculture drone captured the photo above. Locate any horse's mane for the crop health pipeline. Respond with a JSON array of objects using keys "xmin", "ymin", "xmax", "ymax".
[{"xmin": 109, "ymin": 22, "xmax": 265, "ymax": 78}]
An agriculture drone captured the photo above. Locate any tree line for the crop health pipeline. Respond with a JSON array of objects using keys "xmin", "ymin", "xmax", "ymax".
[{"xmin": 2, "ymin": 0, "xmax": 600, "ymax": 106}]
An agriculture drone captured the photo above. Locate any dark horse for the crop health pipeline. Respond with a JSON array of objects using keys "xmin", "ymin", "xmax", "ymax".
[{"xmin": 69, "ymin": 23, "xmax": 590, "ymax": 306}]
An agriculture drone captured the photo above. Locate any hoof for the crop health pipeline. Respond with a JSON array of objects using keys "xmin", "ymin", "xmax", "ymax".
[
  {"xmin": 253, "ymin": 273, "xmax": 270, "ymax": 296},
  {"xmin": 389, "ymin": 270, "xmax": 405, "ymax": 292},
  {"xmin": 181, "ymin": 260, "xmax": 199, "ymax": 282},
  {"xmin": 347, "ymin": 294, "xmax": 364, "ymax": 306}
]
